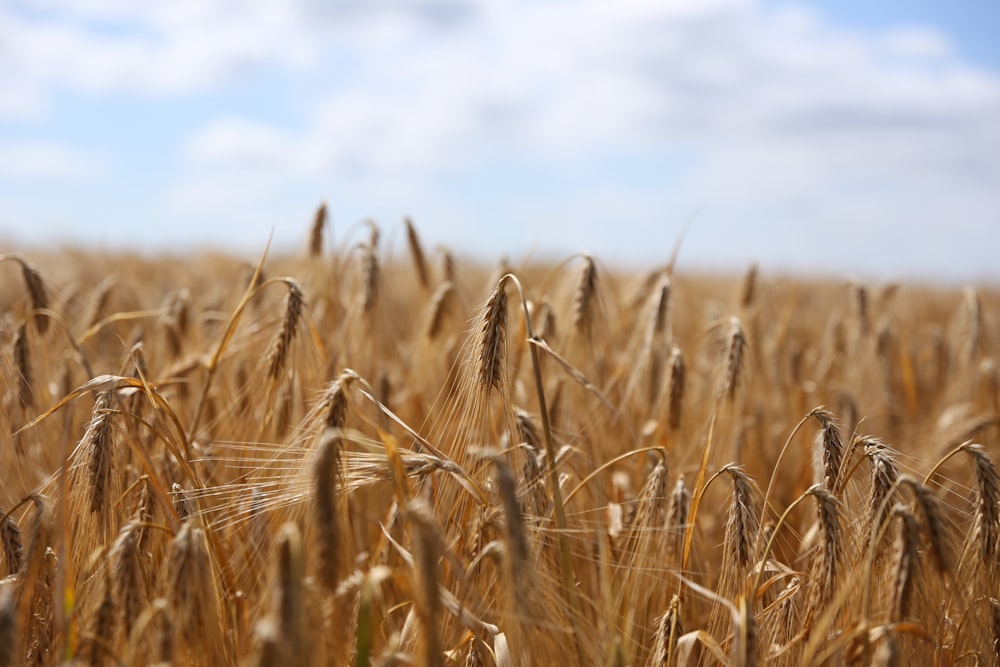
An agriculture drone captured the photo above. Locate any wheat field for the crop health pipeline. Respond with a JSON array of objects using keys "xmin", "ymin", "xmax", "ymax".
[{"xmin": 0, "ymin": 215, "xmax": 998, "ymax": 666}]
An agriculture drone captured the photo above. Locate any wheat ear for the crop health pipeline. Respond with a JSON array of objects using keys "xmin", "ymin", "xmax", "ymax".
[
  {"xmin": 405, "ymin": 217, "xmax": 430, "ymax": 289},
  {"xmin": 308, "ymin": 201, "xmax": 327, "ymax": 257}
]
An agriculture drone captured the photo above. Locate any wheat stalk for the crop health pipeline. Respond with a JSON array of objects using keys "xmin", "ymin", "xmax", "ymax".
[
  {"xmin": 313, "ymin": 429, "xmax": 342, "ymax": 592},
  {"xmin": 361, "ymin": 224, "xmax": 380, "ymax": 315},
  {"xmin": 667, "ymin": 346, "xmax": 685, "ymax": 431},
  {"xmin": 649, "ymin": 594, "xmax": 682, "ymax": 666},
  {"xmin": 740, "ymin": 263, "xmax": 758, "ymax": 310},
  {"xmin": 811, "ymin": 408, "xmax": 845, "ymax": 493},
  {"xmin": 723, "ymin": 317, "xmax": 746, "ymax": 401},
  {"xmin": 308, "ymin": 201, "xmax": 327, "ymax": 258},
  {"xmin": 13, "ymin": 324, "xmax": 32, "ymax": 408},
  {"xmin": 266, "ymin": 279, "xmax": 304, "ymax": 379},
  {"xmin": 1, "ymin": 514, "xmax": 22, "ymax": 577},
  {"xmin": 0, "ymin": 585, "xmax": 14, "ymax": 667},
  {"xmin": 806, "ymin": 485, "xmax": 843, "ymax": 615},
  {"xmin": 405, "ymin": 217, "xmax": 430, "ymax": 290},
  {"xmin": 962, "ymin": 443, "xmax": 1000, "ymax": 567},
  {"xmin": 910, "ymin": 484, "xmax": 950, "ymax": 577},
  {"xmin": 275, "ymin": 523, "xmax": 306, "ymax": 662},
  {"xmin": 493, "ymin": 456, "xmax": 533, "ymax": 613},
  {"xmin": 862, "ymin": 437, "xmax": 900, "ymax": 549},
  {"xmin": 88, "ymin": 571, "xmax": 115, "ymax": 667},
  {"xmin": 572, "ymin": 255, "xmax": 598, "ymax": 339},
  {"xmin": 83, "ymin": 391, "xmax": 115, "ymax": 516},
  {"xmin": 423, "ymin": 281, "xmax": 455, "ymax": 341},
  {"xmin": 889, "ymin": 505, "xmax": 919, "ymax": 622},
  {"xmin": 110, "ymin": 522, "xmax": 144, "ymax": 638},
  {"xmin": 0, "ymin": 240, "xmax": 996, "ymax": 665},
  {"xmin": 666, "ymin": 475, "xmax": 689, "ymax": 560},
  {"xmin": 477, "ymin": 279, "xmax": 508, "ymax": 393},
  {"xmin": 722, "ymin": 464, "xmax": 759, "ymax": 570},
  {"xmin": 407, "ymin": 499, "xmax": 443, "ymax": 667}
]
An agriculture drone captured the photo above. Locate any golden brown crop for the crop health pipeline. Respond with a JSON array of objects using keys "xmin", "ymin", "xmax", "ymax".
[{"xmin": 0, "ymin": 222, "xmax": 997, "ymax": 666}]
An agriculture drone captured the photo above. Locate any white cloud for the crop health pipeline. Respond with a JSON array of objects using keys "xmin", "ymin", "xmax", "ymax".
[
  {"xmin": 187, "ymin": 119, "xmax": 297, "ymax": 169},
  {"xmin": 0, "ymin": 1, "xmax": 312, "ymax": 107},
  {"xmin": 883, "ymin": 25, "xmax": 954, "ymax": 60},
  {"xmin": 0, "ymin": 79, "xmax": 45, "ymax": 119},
  {"xmin": 2, "ymin": 0, "xmax": 999, "ymax": 279},
  {"xmin": 176, "ymin": 1, "xmax": 1000, "ymax": 186},
  {"xmin": 0, "ymin": 141, "xmax": 105, "ymax": 177}
]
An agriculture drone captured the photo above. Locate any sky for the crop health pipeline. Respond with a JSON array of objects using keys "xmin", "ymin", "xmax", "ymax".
[{"xmin": 1, "ymin": 0, "xmax": 998, "ymax": 284}]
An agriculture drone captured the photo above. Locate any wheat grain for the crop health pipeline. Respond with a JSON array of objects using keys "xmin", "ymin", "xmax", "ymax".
[
  {"xmin": 635, "ymin": 455, "xmax": 669, "ymax": 533},
  {"xmin": 84, "ymin": 391, "xmax": 115, "ymax": 516},
  {"xmin": 889, "ymin": 505, "xmax": 919, "ymax": 622},
  {"xmin": 275, "ymin": 523, "xmax": 305, "ymax": 662},
  {"xmin": 811, "ymin": 408, "xmax": 845, "ymax": 493},
  {"xmin": 109, "ymin": 522, "xmax": 144, "ymax": 639},
  {"xmin": 667, "ymin": 346, "xmax": 685, "ymax": 431},
  {"xmin": 89, "ymin": 572, "xmax": 115, "ymax": 667},
  {"xmin": 405, "ymin": 217, "xmax": 430, "ymax": 290},
  {"xmin": 1, "ymin": 514, "xmax": 21, "ymax": 577},
  {"xmin": 423, "ymin": 281, "xmax": 455, "ymax": 341},
  {"xmin": 171, "ymin": 483, "xmax": 192, "ymax": 521},
  {"xmin": 316, "ymin": 370, "xmax": 356, "ymax": 430},
  {"xmin": 494, "ymin": 457, "xmax": 532, "ymax": 613},
  {"xmin": 807, "ymin": 485, "xmax": 843, "ymax": 611},
  {"xmin": 572, "ymin": 255, "xmax": 598, "ymax": 338},
  {"xmin": 166, "ymin": 522, "xmax": 224, "ymax": 662},
  {"xmin": 0, "ymin": 585, "xmax": 13, "ymax": 667},
  {"xmin": 361, "ymin": 227, "xmax": 380, "ymax": 315},
  {"xmin": 899, "ymin": 476, "xmax": 950, "ymax": 574},
  {"xmin": 407, "ymin": 499, "xmax": 443, "ymax": 667},
  {"xmin": 963, "ymin": 288, "xmax": 982, "ymax": 364},
  {"xmin": 314, "ymin": 430, "xmax": 341, "ymax": 592},
  {"xmin": 666, "ymin": 475, "xmax": 689, "ymax": 560},
  {"xmin": 13, "ymin": 324, "xmax": 32, "ymax": 408},
  {"xmin": 18, "ymin": 259, "xmax": 48, "ymax": 334},
  {"xmin": 722, "ymin": 464, "xmax": 759, "ymax": 569},
  {"xmin": 649, "ymin": 594, "xmax": 681, "ymax": 666},
  {"xmin": 477, "ymin": 280, "xmax": 508, "ymax": 393},
  {"xmin": 852, "ymin": 282, "xmax": 870, "ymax": 338},
  {"xmin": 962, "ymin": 443, "xmax": 1000, "ymax": 566},
  {"xmin": 723, "ymin": 317, "xmax": 746, "ymax": 401},
  {"xmin": 308, "ymin": 201, "xmax": 327, "ymax": 258},
  {"xmin": 862, "ymin": 437, "xmax": 900, "ymax": 548},
  {"xmin": 440, "ymin": 248, "xmax": 456, "ymax": 283},
  {"xmin": 651, "ymin": 277, "xmax": 671, "ymax": 337},
  {"xmin": 740, "ymin": 263, "xmax": 758, "ymax": 310},
  {"xmin": 266, "ymin": 280, "xmax": 304, "ymax": 379},
  {"xmin": 0, "ymin": 240, "xmax": 995, "ymax": 665}
]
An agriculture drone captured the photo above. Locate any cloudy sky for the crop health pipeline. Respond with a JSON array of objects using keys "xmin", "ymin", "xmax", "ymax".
[{"xmin": 1, "ymin": 0, "xmax": 998, "ymax": 283}]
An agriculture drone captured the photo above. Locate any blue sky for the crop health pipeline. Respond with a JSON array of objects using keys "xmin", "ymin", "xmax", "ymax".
[
  {"xmin": 795, "ymin": 0, "xmax": 1000, "ymax": 69},
  {"xmin": 1, "ymin": 0, "xmax": 998, "ymax": 283}
]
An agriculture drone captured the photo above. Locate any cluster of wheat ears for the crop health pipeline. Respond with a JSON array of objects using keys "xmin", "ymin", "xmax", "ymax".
[{"xmin": 0, "ymin": 213, "xmax": 998, "ymax": 666}]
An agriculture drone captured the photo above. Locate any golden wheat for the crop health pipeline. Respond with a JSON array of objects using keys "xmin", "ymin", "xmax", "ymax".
[{"xmin": 0, "ymin": 220, "xmax": 998, "ymax": 665}]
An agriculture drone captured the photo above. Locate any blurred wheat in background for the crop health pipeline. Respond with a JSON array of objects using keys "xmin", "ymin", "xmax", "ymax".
[{"xmin": 0, "ymin": 213, "xmax": 998, "ymax": 666}]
